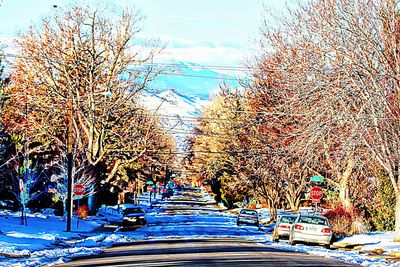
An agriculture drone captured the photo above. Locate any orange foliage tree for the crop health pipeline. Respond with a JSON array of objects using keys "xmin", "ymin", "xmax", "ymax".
[{"xmin": 2, "ymin": 6, "xmax": 173, "ymax": 194}]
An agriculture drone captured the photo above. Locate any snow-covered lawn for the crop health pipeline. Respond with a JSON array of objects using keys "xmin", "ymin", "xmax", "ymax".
[
  {"xmin": 0, "ymin": 191, "xmax": 400, "ymax": 266},
  {"xmin": 0, "ymin": 211, "xmax": 105, "ymax": 266}
]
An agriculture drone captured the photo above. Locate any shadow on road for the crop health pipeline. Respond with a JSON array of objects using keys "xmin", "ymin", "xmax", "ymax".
[{"xmin": 60, "ymin": 237, "xmax": 357, "ymax": 267}]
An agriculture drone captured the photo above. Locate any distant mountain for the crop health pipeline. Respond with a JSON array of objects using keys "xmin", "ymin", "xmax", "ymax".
[
  {"xmin": 148, "ymin": 61, "xmax": 239, "ymax": 100},
  {"xmin": 141, "ymin": 61, "xmax": 239, "ymax": 148},
  {"xmin": 141, "ymin": 89, "xmax": 209, "ymax": 117},
  {"xmin": 139, "ymin": 89, "xmax": 208, "ymax": 149}
]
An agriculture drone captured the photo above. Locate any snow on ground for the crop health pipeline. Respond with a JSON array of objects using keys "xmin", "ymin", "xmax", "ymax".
[
  {"xmin": 0, "ymin": 190, "xmax": 400, "ymax": 266},
  {"xmin": 263, "ymin": 236, "xmax": 397, "ymax": 267},
  {"xmin": 0, "ymin": 211, "xmax": 107, "ymax": 266}
]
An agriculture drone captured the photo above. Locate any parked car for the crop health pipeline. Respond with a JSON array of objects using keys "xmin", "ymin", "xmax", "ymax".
[
  {"xmin": 288, "ymin": 214, "xmax": 332, "ymax": 247},
  {"xmin": 97, "ymin": 204, "xmax": 146, "ymax": 228},
  {"xmin": 0, "ymin": 199, "xmax": 19, "ymax": 212},
  {"xmin": 272, "ymin": 214, "xmax": 298, "ymax": 241},
  {"xmin": 236, "ymin": 209, "xmax": 259, "ymax": 226},
  {"xmin": 161, "ymin": 187, "xmax": 174, "ymax": 200}
]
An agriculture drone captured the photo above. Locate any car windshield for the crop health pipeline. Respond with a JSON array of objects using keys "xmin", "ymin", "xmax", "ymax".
[
  {"xmin": 298, "ymin": 216, "xmax": 328, "ymax": 226},
  {"xmin": 280, "ymin": 216, "xmax": 296, "ymax": 224},
  {"xmin": 123, "ymin": 208, "xmax": 144, "ymax": 214},
  {"xmin": 241, "ymin": 210, "xmax": 257, "ymax": 216}
]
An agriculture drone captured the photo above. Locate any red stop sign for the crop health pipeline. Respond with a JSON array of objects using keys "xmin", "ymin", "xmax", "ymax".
[
  {"xmin": 74, "ymin": 184, "xmax": 85, "ymax": 196},
  {"xmin": 147, "ymin": 185, "xmax": 153, "ymax": 191},
  {"xmin": 310, "ymin": 186, "xmax": 323, "ymax": 200}
]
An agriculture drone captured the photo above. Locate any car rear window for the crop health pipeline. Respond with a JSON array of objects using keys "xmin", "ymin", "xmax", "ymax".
[
  {"xmin": 280, "ymin": 216, "xmax": 296, "ymax": 223},
  {"xmin": 298, "ymin": 216, "xmax": 328, "ymax": 225},
  {"xmin": 241, "ymin": 210, "xmax": 258, "ymax": 216},
  {"xmin": 124, "ymin": 208, "xmax": 144, "ymax": 214}
]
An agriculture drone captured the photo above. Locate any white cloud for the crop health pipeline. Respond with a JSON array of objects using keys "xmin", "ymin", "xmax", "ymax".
[
  {"xmin": 132, "ymin": 35, "xmax": 249, "ymax": 75},
  {"xmin": 157, "ymin": 45, "xmax": 246, "ymax": 73},
  {"xmin": 138, "ymin": 34, "xmax": 247, "ymax": 68}
]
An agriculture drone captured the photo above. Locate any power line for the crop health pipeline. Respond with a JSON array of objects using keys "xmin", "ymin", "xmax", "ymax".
[
  {"xmin": 131, "ymin": 61, "xmax": 261, "ymax": 71},
  {"xmin": 109, "ymin": 149, "xmax": 272, "ymax": 155},
  {"xmin": 159, "ymin": 72, "xmax": 245, "ymax": 82},
  {"xmin": 1, "ymin": 93, "xmax": 281, "ymax": 117},
  {"xmin": 3, "ymin": 54, "xmax": 253, "ymax": 81},
  {"xmin": 3, "ymin": 1, "xmax": 257, "ymax": 29},
  {"xmin": 145, "ymin": 15, "xmax": 256, "ymax": 29},
  {"xmin": 3, "ymin": 53, "xmax": 261, "ymax": 73},
  {"xmin": 150, "ymin": 111, "xmax": 285, "ymax": 120}
]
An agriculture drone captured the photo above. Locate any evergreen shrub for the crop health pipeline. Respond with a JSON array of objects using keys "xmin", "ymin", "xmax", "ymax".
[{"xmin": 369, "ymin": 174, "xmax": 395, "ymax": 231}]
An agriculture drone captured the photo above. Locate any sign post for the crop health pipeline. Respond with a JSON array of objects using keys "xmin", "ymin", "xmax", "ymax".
[
  {"xmin": 147, "ymin": 185, "xmax": 153, "ymax": 203},
  {"xmin": 73, "ymin": 184, "xmax": 85, "ymax": 229},
  {"xmin": 310, "ymin": 186, "xmax": 324, "ymax": 213}
]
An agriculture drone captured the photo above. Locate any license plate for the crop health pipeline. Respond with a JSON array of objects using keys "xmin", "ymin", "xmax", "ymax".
[{"xmin": 308, "ymin": 227, "xmax": 317, "ymax": 231}]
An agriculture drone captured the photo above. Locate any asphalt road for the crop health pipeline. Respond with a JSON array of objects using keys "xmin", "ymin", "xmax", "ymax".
[
  {"xmin": 56, "ymin": 189, "xmax": 358, "ymax": 267},
  {"xmin": 58, "ymin": 237, "xmax": 355, "ymax": 266},
  {"xmin": 59, "ymin": 238, "xmax": 352, "ymax": 267}
]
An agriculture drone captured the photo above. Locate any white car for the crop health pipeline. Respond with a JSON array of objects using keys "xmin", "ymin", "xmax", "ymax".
[
  {"xmin": 97, "ymin": 204, "xmax": 146, "ymax": 228},
  {"xmin": 289, "ymin": 214, "xmax": 332, "ymax": 247},
  {"xmin": 272, "ymin": 214, "xmax": 297, "ymax": 241},
  {"xmin": 236, "ymin": 209, "xmax": 259, "ymax": 226}
]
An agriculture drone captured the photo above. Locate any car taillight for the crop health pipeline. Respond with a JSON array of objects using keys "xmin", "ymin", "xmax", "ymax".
[
  {"xmin": 321, "ymin": 228, "xmax": 331, "ymax": 233},
  {"xmin": 239, "ymin": 215, "xmax": 245, "ymax": 218},
  {"xmin": 294, "ymin": 224, "xmax": 304, "ymax": 230},
  {"xmin": 278, "ymin": 225, "xmax": 290, "ymax": 229}
]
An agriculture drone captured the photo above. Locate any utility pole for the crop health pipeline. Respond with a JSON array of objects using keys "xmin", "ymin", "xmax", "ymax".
[
  {"xmin": 66, "ymin": 96, "xmax": 73, "ymax": 232},
  {"xmin": 21, "ymin": 93, "xmax": 28, "ymax": 226}
]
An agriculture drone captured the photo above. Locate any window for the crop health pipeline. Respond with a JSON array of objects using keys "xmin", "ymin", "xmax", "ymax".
[
  {"xmin": 241, "ymin": 210, "xmax": 257, "ymax": 216},
  {"xmin": 280, "ymin": 216, "xmax": 296, "ymax": 223},
  {"xmin": 299, "ymin": 216, "xmax": 328, "ymax": 226},
  {"xmin": 124, "ymin": 208, "xmax": 144, "ymax": 214}
]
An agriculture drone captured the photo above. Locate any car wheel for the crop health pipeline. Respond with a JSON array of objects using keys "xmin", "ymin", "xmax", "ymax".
[
  {"xmin": 289, "ymin": 234, "xmax": 296, "ymax": 246},
  {"xmin": 237, "ymin": 222, "xmax": 241, "ymax": 226},
  {"xmin": 324, "ymin": 244, "xmax": 330, "ymax": 249},
  {"xmin": 272, "ymin": 232, "xmax": 279, "ymax": 242}
]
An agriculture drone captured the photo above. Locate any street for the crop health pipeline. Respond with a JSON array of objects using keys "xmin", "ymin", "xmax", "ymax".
[
  {"xmin": 58, "ymin": 237, "xmax": 354, "ymax": 266},
  {"xmin": 1, "ymin": 2, "xmax": 399, "ymax": 266},
  {"xmin": 57, "ymin": 189, "xmax": 357, "ymax": 266}
]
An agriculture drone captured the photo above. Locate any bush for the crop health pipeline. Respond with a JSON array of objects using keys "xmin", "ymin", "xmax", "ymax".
[
  {"xmin": 369, "ymin": 174, "xmax": 395, "ymax": 231},
  {"xmin": 323, "ymin": 207, "xmax": 370, "ymax": 237},
  {"xmin": 75, "ymin": 205, "xmax": 89, "ymax": 219}
]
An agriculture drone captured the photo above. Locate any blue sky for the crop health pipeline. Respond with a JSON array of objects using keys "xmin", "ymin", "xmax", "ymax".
[{"xmin": 0, "ymin": 0, "xmax": 286, "ymax": 67}]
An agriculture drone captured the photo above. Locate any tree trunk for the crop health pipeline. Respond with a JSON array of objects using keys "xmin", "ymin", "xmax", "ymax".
[
  {"xmin": 338, "ymin": 184, "xmax": 353, "ymax": 212},
  {"xmin": 61, "ymin": 201, "xmax": 67, "ymax": 221},
  {"xmin": 337, "ymin": 159, "xmax": 355, "ymax": 212},
  {"xmin": 286, "ymin": 191, "xmax": 302, "ymax": 211},
  {"xmin": 20, "ymin": 205, "xmax": 25, "ymax": 225},
  {"xmin": 268, "ymin": 199, "xmax": 278, "ymax": 222},
  {"xmin": 292, "ymin": 197, "xmax": 301, "ymax": 211},
  {"xmin": 395, "ymin": 192, "xmax": 400, "ymax": 241},
  {"xmin": 88, "ymin": 194, "xmax": 95, "ymax": 213},
  {"xmin": 287, "ymin": 196, "xmax": 296, "ymax": 211}
]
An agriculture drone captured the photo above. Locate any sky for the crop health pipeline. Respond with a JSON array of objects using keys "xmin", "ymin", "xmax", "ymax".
[{"xmin": 0, "ymin": 0, "xmax": 287, "ymax": 67}]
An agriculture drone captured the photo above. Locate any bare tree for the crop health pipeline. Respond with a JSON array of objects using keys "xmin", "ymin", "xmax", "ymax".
[
  {"xmin": 256, "ymin": 0, "xmax": 372, "ymax": 212},
  {"xmin": 48, "ymin": 151, "xmax": 95, "ymax": 218},
  {"xmin": 3, "ymin": 6, "xmax": 165, "ymax": 185},
  {"xmin": 258, "ymin": 0, "xmax": 400, "ymax": 240}
]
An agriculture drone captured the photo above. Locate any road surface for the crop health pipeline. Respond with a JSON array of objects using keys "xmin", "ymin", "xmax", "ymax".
[
  {"xmin": 58, "ymin": 237, "xmax": 355, "ymax": 266},
  {"xmin": 57, "ymin": 188, "xmax": 357, "ymax": 266}
]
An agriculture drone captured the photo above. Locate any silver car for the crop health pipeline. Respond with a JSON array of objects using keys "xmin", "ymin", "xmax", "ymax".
[
  {"xmin": 289, "ymin": 214, "xmax": 332, "ymax": 247},
  {"xmin": 236, "ymin": 209, "xmax": 259, "ymax": 226},
  {"xmin": 272, "ymin": 214, "xmax": 297, "ymax": 241}
]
